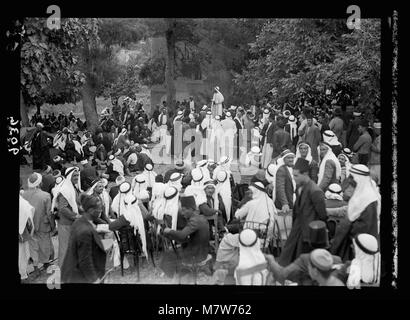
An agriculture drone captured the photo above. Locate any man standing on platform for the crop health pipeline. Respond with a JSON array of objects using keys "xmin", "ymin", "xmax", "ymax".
[{"xmin": 211, "ymin": 86, "xmax": 224, "ymax": 118}]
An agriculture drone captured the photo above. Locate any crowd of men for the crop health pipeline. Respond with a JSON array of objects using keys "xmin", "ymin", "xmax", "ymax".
[{"xmin": 19, "ymin": 88, "xmax": 382, "ymax": 286}]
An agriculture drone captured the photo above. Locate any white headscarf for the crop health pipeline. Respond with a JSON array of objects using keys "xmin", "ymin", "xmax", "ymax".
[
  {"xmin": 110, "ymin": 157, "xmax": 124, "ymax": 176},
  {"xmin": 287, "ymin": 116, "xmax": 298, "ymax": 140},
  {"xmin": 245, "ymin": 185, "xmax": 276, "ymax": 226},
  {"xmin": 53, "ymin": 131, "xmax": 67, "ymax": 151},
  {"xmin": 215, "ymin": 171, "xmax": 232, "ymax": 222},
  {"xmin": 168, "ymin": 172, "xmax": 183, "ymax": 192},
  {"xmin": 58, "ymin": 167, "xmax": 81, "ymax": 214},
  {"xmin": 142, "ymin": 165, "xmax": 157, "ymax": 189},
  {"xmin": 197, "ymin": 161, "xmax": 211, "ymax": 181},
  {"xmin": 122, "ymin": 193, "xmax": 148, "ymax": 260},
  {"xmin": 111, "ymin": 182, "xmax": 132, "ymax": 218},
  {"xmin": 51, "ymin": 176, "xmax": 65, "ymax": 212},
  {"xmin": 273, "ymin": 152, "xmax": 296, "ymax": 205},
  {"xmin": 296, "ymin": 142, "xmax": 313, "ymax": 164},
  {"xmin": 347, "ymin": 235, "xmax": 380, "ymax": 288},
  {"xmin": 132, "ymin": 174, "xmax": 148, "ymax": 198},
  {"xmin": 235, "ymin": 229, "xmax": 268, "ymax": 285},
  {"xmin": 151, "ymin": 182, "xmax": 166, "ymax": 220},
  {"xmin": 347, "ymin": 166, "xmax": 381, "ymax": 224},
  {"xmin": 318, "ymin": 144, "xmax": 341, "ymax": 187},
  {"xmin": 338, "ymin": 153, "xmax": 352, "ymax": 180},
  {"xmin": 160, "ymin": 187, "xmax": 179, "ymax": 231},
  {"xmin": 19, "ymin": 195, "xmax": 34, "ymax": 235},
  {"xmin": 72, "ymin": 139, "xmax": 84, "ymax": 157},
  {"xmin": 213, "ymin": 156, "xmax": 232, "ymax": 179}
]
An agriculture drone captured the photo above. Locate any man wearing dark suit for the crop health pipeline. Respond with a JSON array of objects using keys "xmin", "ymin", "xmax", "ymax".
[
  {"xmin": 61, "ymin": 196, "xmax": 106, "ymax": 283},
  {"xmin": 275, "ymin": 151, "xmax": 296, "ymax": 213},
  {"xmin": 278, "ymin": 158, "xmax": 327, "ymax": 267},
  {"xmin": 80, "ymin": 159, "xmax": 99, "ymax": 192},
  {"xmin": 260, "ymin": 114, "xmax": 276, "ymax": 168}
]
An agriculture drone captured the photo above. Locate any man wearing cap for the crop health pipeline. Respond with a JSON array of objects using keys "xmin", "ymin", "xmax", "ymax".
[
  {"xmin": 368, "ymin": 122, "xmax": 381, "ymax": 185},
  {"xmin": 211, "ymin": 86, "xmax": 224, "ymax": 117},
  {"xmin": 279, "ymin": 158, "xmax": 327, "ymax": 266},
  {"xmin": 306, "ymin": 249, "xmax": 344, "ymax": 286},
  {"xmin": 265, "ymin": 220, "xmax": 344, "ymax": 285},
  {"xmin": 31, "ymin": 123, "xmax": 51, "ymax": 170},
  {"xmin": 274, "ymin": 150, "xmax": 296, "ymax": 213},
  {"xmin": 22, "ymin": 173, "xmax": 55, "ymax": 274},
  {"xmin": 318, "ymin": 141, "xmax": 342, "ymax": 191},
  {"xmin": 161, "ymin": 195, "xmax": 211, "ymax": 277},
  {"xmin": 330, "ymin": 164, "xmax": 380, "ymax": 261},
  {"xmin": 346, "ymin": 110, "xmax": 362, "ymax": 150},
  {"xmin": 353, "ymin": 119, "xmax": 372, "ymax": 165}
]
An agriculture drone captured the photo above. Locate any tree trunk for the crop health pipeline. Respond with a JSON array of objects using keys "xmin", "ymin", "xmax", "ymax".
[
  {"xmin": 36, "ymin": 105, "xmax": 41, "ymax": 115},
  {"xmin": 81, "ymin": 77, "xmax": 99, "ymax": 134},
  {"xmin": 20, "ymin": 91, "xmax": 29, "ymax": 127},
  {"xmin": 165, "ymin": 19, "xmax": 176, "ymax": 114}
]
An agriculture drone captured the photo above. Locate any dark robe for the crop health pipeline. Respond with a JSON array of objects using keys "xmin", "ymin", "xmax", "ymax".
[
  {"xmin": 31, "ymin": 130, "xmax": 51, "ymax": 170},
  {"xmin": 330, "ymin": 201, "xmax": 379, "ymax": 262}
]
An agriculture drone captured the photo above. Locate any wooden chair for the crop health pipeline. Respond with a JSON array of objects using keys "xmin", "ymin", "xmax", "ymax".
[
  {"xmin": 235, "ymin": 262, "xmax": 270, "ymax": 285},
  {"xmin": 240, "ymin": 220, "xmax": 270, "ymax": 253},
  {"xmin": 116, "ymin": 226, "xmax": 142, "ymax": 279}
]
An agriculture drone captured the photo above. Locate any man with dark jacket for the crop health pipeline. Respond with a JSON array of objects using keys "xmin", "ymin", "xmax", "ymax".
[
  {"xmin": 61, "ymin": 195, "xmax": 106, "ymax": 283},
  {"xmin": 163, "ymin": 195, "xmax": 210, "ymax": 265},
  {"xmin": 279, "ymin": 158, "xmax": 327, "ymax": 266},
  {"xmin": 80, "ymin": 159, "xmax": 99, "ymax": 192}
]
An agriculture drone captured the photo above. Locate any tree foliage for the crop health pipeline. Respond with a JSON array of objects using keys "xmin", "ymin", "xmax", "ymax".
[
  {"xmin": 20, "ymin": 18, "xmax": 97, "ymax": 108},
  {"xmin": 233, "ymin": 19, "xmax": 381, "ymax": 107}
]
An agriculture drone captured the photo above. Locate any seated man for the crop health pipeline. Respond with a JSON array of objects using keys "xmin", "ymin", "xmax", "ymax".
[{"xmin": 160, "ymin": 195, "xmax": 211, "ymax": 277}]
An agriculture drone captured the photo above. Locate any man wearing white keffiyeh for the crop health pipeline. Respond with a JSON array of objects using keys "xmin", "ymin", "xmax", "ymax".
[
  {"xmin": 317, "ymin": 141, "xmax": 341, "ymax": 191},
  {"xmin": 330, "ymin": 164, "xmax": 380, "ymax": 262},
  {"xmin": 184, "ymin": 168, "xmax": 207, "ymax": 208},
  {"xmin": 142, "ymin": 163, "xmax": 157, "ymax": 190},
  {"xmin": 347, "ymin": 233, "xmax": 380, "ymax": 288},
  {"xmin": 132, "ymin": 174, "xmax": 148, "ymax": 198},
  {"xmin": 274, "ymin": 150, "xmax": 296, "ymax": 214},
  {"xmin": 86, "ymin": 179, "xmax": 112, "ymax": 223},
  {"xmin": 109, "ymin": 181, "xmax": 149, "ymax": 260},
  {"xmin": 56, "ymin": 166, "xmax": 82, "ymax": 268},
  {"xmin": 295, "ymin": 142, "xmax": 319, "ymax": 183}
]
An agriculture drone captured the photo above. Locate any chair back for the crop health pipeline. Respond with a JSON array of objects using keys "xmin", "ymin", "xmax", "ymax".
[
  {"xmin": 118, "ymin": 225, "xmax": 141, "ymax": 254},
  {"xmin": 241, "ymin": 220, "xmax": 270, "ymax": 250},
  {"xmin": 235, "ymin": 261, "xmax": 269, "ymax": 285}
]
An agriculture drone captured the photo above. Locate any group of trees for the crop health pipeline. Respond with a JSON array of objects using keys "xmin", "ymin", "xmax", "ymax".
[
  {"xmin": 15, "ymin": 17, "xmax": 381, "ymax": 132},
  {"xmin": 233, "ymin": 19, "xmax": 381, "ymax": 108}
]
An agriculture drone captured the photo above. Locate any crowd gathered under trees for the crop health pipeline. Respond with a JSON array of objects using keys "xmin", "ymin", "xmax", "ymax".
[{"xmin": 19, "ymin": 88, "xmax": 381, "ymax": 287}]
